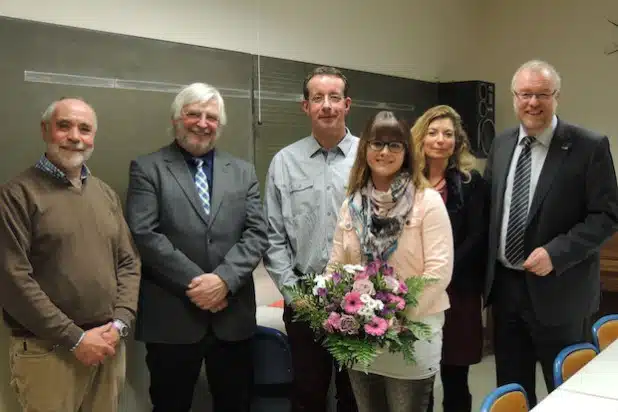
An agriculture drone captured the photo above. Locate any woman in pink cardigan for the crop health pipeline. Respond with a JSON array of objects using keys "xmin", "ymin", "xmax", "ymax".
[{"xmin": 329, "ymin": 110, "xmax": 454, "ymax": 412}]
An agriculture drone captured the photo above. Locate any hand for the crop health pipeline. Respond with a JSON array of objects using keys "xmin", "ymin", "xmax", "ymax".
[
  {"xmin": 523, "ymin": 247, "xmax": 554, "ymax": 276},
  {"xmin": 186, "ymin": 273, "xmax": 229, "ymax": 310},
  {"xmin": 73, "ymin": 323, "xmax": 116, "ymax": 366},
  {"xmin": 101, "ymin": 326, "xmax": 120, "ymax": 348}
]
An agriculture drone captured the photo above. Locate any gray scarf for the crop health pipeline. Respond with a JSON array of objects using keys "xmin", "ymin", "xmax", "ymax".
[{"xmin": 348, "ymin": 172, "xmax": 416, "ymax": 262}]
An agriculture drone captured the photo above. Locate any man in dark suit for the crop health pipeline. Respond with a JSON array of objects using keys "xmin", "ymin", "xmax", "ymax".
[
  {"xmin": 484, "ymin": 60, "xmax": 618, "ymax": 406},
  {"xmin": 126, "ymin": 82, "xmax": 268, "ymax": 412}
]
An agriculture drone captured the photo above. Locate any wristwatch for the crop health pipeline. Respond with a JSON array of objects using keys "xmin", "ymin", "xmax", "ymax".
[{"xmin": 112, "ymin": 319, "xmax": 130, "ymax": 338}]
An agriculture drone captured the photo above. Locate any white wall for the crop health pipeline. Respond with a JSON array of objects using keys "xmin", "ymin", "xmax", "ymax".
[
  {"xmin": 0, "ymin": 1, "xmax": 484, "ymax": 410},
  {"xmin": 0, "ymin": 0, "xmax": 482, "ymax": 81},
  {"xmin": 476, "ymin": 0, "xmax": 618, "ymax": 152}
]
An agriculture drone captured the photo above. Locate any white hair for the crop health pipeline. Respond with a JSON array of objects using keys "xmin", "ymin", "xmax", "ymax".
[
  {"xmin": 41, "ymin": 98, "xmax": 98, "ymax": 129},
  {"xmin": 171, "ymin": 82, "xmax": 227, "ymax": 125},
  {"xmin": 511, "ymin": 60, "xmax": 562, "ymax": 93}
]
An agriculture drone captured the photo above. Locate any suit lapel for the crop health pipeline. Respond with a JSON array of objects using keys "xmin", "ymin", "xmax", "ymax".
[
  {"xmin": 527, "ymin": 121, "xmax": 571, "ymax": 225},
  {"xmin": 163, "ymin": 144, "xmax": 210, "ymax": 226},
  {"xmin": 494, "ymin": 129, "xmax": 519, "ymax": 222},
  {"xmin": 208, "ymin": 150, "xmax": 232, "ymax": 229}
]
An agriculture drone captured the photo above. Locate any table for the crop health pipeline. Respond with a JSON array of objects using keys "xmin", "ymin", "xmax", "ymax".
[
  {"xmin": 558, "ymin": 339, "xmax": 618, "ymax": 400},
  {"xmin": 532, "ymin": 340, "xmax": 618, "ymax": 410},
  {"xmin": 531, "ymin": 388, "xmax": 618, "ymax": 411}
]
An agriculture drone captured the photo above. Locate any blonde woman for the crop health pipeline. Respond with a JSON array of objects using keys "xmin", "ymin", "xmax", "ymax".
[
  {"xmin": 413, "ymin": 105, "xmax": 488, "ymax": 412},
  {"xmin": 329, "ymin": 111, "xmax": 453, "ymax": 412}
]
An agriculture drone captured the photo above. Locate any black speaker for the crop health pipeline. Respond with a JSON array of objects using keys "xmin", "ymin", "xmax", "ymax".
[{"xmin": 438, "ymin": 81, "xmax": 495, "ymax": 158}]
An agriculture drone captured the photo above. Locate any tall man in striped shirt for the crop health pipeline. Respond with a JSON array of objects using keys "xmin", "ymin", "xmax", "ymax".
[{"xmin": 264, "ymin": 66, "xmax": 359, "ymax": 412}]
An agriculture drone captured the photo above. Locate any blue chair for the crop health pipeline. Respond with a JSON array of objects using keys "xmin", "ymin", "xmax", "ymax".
[
  {"xmin": 251, "ymin": 326, "xmax": 293, "ymax": 412},
  {"xmin": 553, "ymin": 342, "xmax": 598, "ymax": 386},
  {"xmin": 480, "ymin": 383, "xmax": 529, "ymax": 412},
  {"xmin": 592, "ymin": 314, "xmax": 618, "ymax": 350}
]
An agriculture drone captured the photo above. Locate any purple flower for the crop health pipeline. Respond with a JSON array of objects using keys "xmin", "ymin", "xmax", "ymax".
[
  {"xmin": 375, "ymin": 291, "xmax": 389, "ymax": 302},
  {"xmin": 381, "ymin": 263, "xmax": 394, "ymax": 276},
  {"xmin": 317, "ymin": 288, "xmax": 327, "ymax": 297},
  {"xmin": 365, "ymin": 261, "xmax": 380, "ymax": 277},
  {"xmin": 332, "ymin": 272, "xmax": 342, "ymax": 284},
  {"xmin": 398, "ymin": 281, "xmax": 408, "ymax": 294},
  {"xmin": 339, "ymin": 314, "xmax": 360, "ymax": 335},
  {"xmin": 388, "ymin": 295, "xmax": 406, "ymax": 311}
]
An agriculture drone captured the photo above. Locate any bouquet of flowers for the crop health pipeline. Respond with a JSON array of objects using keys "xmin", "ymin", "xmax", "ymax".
[{"xmin": 285, "ymin": 259, "xmax": 434, "ymax": 370}]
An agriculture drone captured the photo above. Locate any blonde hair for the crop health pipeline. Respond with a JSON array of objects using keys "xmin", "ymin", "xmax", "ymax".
[
  {"xmin": 412, "ymin": 105, "xmax": 476, "ymax": 182},
  {"xmin": 347, "ymin": 111, "xmax": 429, "ymax": 196}
]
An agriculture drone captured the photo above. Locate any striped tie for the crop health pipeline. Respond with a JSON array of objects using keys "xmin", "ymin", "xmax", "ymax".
[
  {"xmin": 193, "ymin": 158, "xmax": 210, "ymax": 215},
  {"xmin": 505, "ymin": 136, "xmax": 535, "ymax": 266}
]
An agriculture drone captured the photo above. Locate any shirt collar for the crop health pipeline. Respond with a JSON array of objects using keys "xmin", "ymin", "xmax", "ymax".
[
  {"xmin": 518, "ymin": 115, "xmax": 557, "ymax": 147},
  {"xmin": 308, "ymin": 127, "xmax": 354, "ymax": 158},
  {"xmin": 35, "ymin": 154, "xmax": 90, "ymax": 184}
]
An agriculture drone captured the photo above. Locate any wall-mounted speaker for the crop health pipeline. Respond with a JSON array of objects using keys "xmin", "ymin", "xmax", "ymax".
[{"xmin": 438, "ymin": 81, "xmax": 495, "ymax": 158}]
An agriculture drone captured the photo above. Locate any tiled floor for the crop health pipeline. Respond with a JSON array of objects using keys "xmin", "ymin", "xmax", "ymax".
[{"xmin": 253, "ymin": 262, "xmax": 550, "ymax": 411}]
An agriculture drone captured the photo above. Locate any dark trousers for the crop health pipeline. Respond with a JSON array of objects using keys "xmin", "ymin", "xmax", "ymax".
[
  {"xmin": 427, "ymin": 364, "xmax": 471, "ymax": 412},
  {"xmin": 491, "ymin": 263, "xmax": 588, "ymax": 407},
  {"xmin": 145, "ymin": 334, "xmax": 253, "ymax": 412},
  {"xmin": 283, "ymin": 304, "xmax": 358, "ymax": 412}
]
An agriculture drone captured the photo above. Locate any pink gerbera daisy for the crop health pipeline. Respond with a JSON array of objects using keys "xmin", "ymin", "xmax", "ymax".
[
  {"xmin": 342, "ymin": 291, "xmax": 363, "ymax": 314},
  {"xmin": 364, "ymin": 316, "xmax": 388, "ymax": 336}
]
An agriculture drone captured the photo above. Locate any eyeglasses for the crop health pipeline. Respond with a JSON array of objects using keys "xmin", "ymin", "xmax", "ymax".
[
  {"xmin": 182, "ymin": 109, "xmax": 220, "ymax": 124},
  {"xmin": 513, "ymin": 90, "xmax": 557, "ymax": 101},
  {"xmin": 368, "ymin": 140, "xmax": 406, "ymax": 153},
  {"xmin": 309, "ymin": 94, "xmax": 344, "ymax": 105}
]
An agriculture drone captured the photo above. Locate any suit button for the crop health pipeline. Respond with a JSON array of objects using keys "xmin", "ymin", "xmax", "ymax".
[{"xmin": 208, "ymin": 239, "xmax": 213, "ymax": 244}]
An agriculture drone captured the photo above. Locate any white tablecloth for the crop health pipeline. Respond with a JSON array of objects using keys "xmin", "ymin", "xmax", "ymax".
[
  {"xmin": 558, "ymin": 339, "xmax": 618, "ymax": 400},
  {"xmin": 531, "ymin": 388, "xmax": 618, "ymax": 411}
]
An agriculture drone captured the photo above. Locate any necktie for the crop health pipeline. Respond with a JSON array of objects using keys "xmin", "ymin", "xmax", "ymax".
[
  {"xmin": 193, "ymin": 158, "xmax": 210, "ymax": 215},
  {"xmin": 505, "ymin": 136, "xmax": 535, "ymax": 266}
]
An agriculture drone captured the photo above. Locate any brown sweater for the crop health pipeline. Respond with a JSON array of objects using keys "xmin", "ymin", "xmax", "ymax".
[{"xmin": 0, "ymin": 167, "xmax": 141, "ymax": 348}]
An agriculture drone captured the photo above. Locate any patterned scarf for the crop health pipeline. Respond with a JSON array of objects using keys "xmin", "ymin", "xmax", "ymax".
[{"xmin": 348, "ymin": 172, "xmax": 416, "ymax": 262}]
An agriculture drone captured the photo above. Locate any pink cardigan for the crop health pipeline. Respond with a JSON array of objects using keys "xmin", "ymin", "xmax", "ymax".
[{"xmin": 329, "ymin": 187, "xmax": 453, "ymax": 320}]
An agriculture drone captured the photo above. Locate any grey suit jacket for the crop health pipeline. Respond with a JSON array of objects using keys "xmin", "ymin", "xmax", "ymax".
[
  {"xmin": 484, "ymin": 119, "xmax": 618, "ymax": 325},
  {"xmin": 126, "ymin": 143, "xmax": 267, "ymax": 343}
]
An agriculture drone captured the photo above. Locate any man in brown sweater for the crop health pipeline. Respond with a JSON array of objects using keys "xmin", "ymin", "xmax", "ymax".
[{"xmin": 0, "ymin": 97, "xmax": 141, "ymax": 412}]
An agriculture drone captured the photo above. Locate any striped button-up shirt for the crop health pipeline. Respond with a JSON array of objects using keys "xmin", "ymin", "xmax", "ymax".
[{"xmin": 264, "ymin": 130, "xmax": 359, "ymax": 302}]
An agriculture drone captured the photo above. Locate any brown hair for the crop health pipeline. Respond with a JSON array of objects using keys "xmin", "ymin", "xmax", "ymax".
[
  {"xmin": 302, "ymin": 66, "xmax": 349, "ymax": 100},
  {"xmin": 347, "ymin": 111, "xmax": 428, "ymax": 196},
  {"xmin": 411, "ymin": 105, "xmax": 475, "ymax": 181}
]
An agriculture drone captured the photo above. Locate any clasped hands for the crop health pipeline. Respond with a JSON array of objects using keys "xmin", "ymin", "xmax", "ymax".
[
  {"xmin": 73, "ymin": 322, "xmax": 120, "ymax": 367},
  {"xmin": 186, "ymin": 273, "xmax": 229, "ymax": 312}
]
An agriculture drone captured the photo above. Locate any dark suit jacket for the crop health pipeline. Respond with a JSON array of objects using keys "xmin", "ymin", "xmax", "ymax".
[
  {"xmin": 126, "ymin": 143, "xmax": 267, "ymax": 343},
  {"xmin": 484, "ymin": 119, "xmax": 618, "ymax": 325},
  {"xmin": 445, "ymin": 169, "xmax": 488, "ymax": 294}
]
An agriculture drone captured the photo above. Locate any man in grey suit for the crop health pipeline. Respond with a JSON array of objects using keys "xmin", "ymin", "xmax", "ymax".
[
  {"xmin": 484, "ymin": 60, "xmax": 618, "ymax": 406},
  {"xmin": 126, "ymin": 82, "xmax": 268, "ymax": 412}
]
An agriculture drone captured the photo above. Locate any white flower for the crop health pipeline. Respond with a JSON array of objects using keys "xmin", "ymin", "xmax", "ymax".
[
  {"xmin": 359, "ymin": 294, "xmax": 384, "ymax": 311},
  {"xmin": 384, "ymin": 276, "xmax": 400, "ymax": 293},
  {"xmin": 358, "ymin": 305, "xmax": 375, "ymax": 319},
  {"xmin": 313, "ymin": 275, "xmax": 329, "ymax": 289},
  {"xmin": 343, "ymin": 264, "xmax": 365, "ymax": 274},
  {"xmin": 360, "ymin": 294, "xmax": 374, "ymax": 304}
]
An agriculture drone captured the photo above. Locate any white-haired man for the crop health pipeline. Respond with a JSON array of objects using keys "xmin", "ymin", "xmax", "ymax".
[
  {"xmin": 484, "ymin": 60, "xmax": 618, "ymax": 406},
  {"xmin": 126, "ymin": 83, "xmax": 267, "ymax": 412},
  {"xmin": 0, "ymin": 97, "xmax": 141, "ymax": 412}
]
